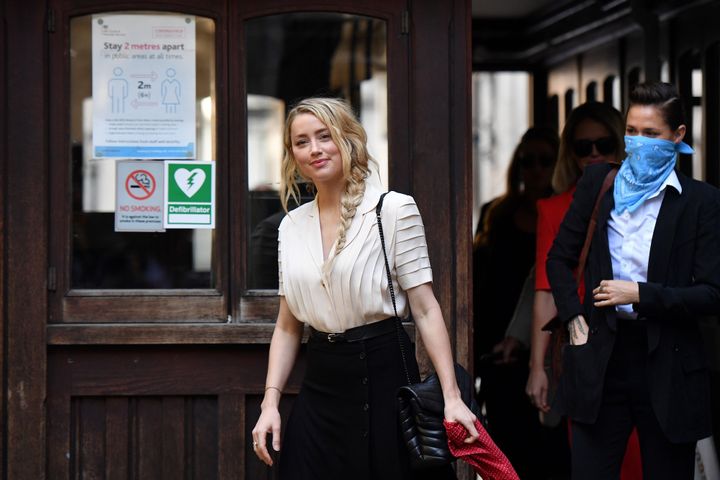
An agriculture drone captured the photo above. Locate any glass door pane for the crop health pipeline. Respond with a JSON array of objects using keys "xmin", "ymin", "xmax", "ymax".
[
  {"xmin": 69, "ymin": 12, "xmax": 217, "ymax": 289},
  {"xmin": 244, "ymin": 12, "xmax": 388, "ymax": 289}
]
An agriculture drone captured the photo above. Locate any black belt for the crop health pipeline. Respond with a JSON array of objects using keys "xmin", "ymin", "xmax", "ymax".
[{"xmin": 310, "ymin": 317, "xmax": 398, "ymax": 343}]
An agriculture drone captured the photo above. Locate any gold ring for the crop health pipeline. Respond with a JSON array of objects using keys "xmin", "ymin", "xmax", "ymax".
[{"xmin": 252, "ymin": 441, "xmax": 258, "ymax": 448}]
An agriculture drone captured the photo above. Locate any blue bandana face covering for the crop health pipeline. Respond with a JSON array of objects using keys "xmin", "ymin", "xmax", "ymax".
[{"xmin": 613, "ymin": 135, "xmax": 694, "ymax": 214}]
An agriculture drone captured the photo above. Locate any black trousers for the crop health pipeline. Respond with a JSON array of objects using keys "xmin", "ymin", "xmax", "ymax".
[{"xmin": 570, "ymin": 322, "xmax": 696, "ymax": 480}]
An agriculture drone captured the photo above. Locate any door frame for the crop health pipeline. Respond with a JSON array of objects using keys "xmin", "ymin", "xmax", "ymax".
[{"xmin": 5, "ymin": 2, "xmax": 49, "ymax": 478}]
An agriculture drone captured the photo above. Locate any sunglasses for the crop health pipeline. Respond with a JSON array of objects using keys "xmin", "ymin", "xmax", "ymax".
[
  {"xmin": 572, "ymin": 137, "xmax": 617, "ymax": 157},
  {"xmin": 519, "ymin": 153, "xmax": 555, "ymax": 169}
]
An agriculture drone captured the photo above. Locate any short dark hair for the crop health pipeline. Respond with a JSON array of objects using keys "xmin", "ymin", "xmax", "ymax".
[{"xmin": 628, "ymin": 82, "xmax": 686, "ymax": 130}]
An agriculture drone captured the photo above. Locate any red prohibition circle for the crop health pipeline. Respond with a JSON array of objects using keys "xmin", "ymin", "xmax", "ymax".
[{"xmin": 125, "ymin": 169, "xmax": 156, "ymax": 200}]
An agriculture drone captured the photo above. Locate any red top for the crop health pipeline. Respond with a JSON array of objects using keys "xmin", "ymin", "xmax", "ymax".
[{"xmin": 535, "ymin": 187, "xmax": 584, "ymax": 297}]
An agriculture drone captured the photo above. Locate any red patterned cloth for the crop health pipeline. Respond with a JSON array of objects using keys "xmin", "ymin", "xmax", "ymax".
[{"xmin": 444, "ymin": 419, "xmax": 519, "ymax": 480}]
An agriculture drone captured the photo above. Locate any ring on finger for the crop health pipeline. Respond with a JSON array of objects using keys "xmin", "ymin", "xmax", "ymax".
[{"xmin": 252, "ymin": 441, "xmax": 258, "ymax": 448}]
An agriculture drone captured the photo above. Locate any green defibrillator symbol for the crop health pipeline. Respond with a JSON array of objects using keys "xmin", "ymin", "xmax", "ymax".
[{"xmin": 164, "ymin": 160, "xmax": 215, "ymax": 229}]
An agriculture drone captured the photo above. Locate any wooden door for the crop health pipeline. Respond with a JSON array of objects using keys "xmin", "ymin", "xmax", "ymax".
[
  {"xmin": 2, "ymin": 0, "xmax": 471, "ymax": 478},
  {"xmin": 41, "ymin": 1, "xmax": 426, "ymax": 479}
]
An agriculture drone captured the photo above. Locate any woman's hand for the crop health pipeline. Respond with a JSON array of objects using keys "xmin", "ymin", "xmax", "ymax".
[
  {"xmin": 251, "ymin": 405, "xmax": 282, "ymax": 466},
  {"xmin": 526, "ymin": 366, "xmax": 550, "ymax": 413},
  {"xmin": 592, "ymin": 279, "xmax": 639, "ymax": 307},
  {"xmin": 251, "ymin": 298, "xmax": 302, "ymax": 466},
  {"xmin": 443, "ymin": 396, "xmax": 479, "ymax": 444},
  {"xmin": 567, "ymin": 315, "xmax": 589, "ymax": 346}
]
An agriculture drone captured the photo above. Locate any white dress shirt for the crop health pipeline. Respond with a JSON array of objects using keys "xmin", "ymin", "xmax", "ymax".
[
  {"xmin": 607, "ymin": 170, "xmax": 682, "ymax": 318},
  {"xmin": 277, "ymin": 185, "xmax": 433, "ymax": 333}
]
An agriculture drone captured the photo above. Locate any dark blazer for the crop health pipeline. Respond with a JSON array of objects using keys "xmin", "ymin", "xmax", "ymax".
[{"xmin": 547, "ymin": 163, "xmax": 720, "ymax": 443}]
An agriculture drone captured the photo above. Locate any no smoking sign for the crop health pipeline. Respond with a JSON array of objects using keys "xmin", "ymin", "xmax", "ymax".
[
  {"xmin": 125, "ymin": 169, "xmax": 157, "ymax": 200},
  {"xmin": 115, "ymin": 161, "xmax": 165, "ymax": 232}
]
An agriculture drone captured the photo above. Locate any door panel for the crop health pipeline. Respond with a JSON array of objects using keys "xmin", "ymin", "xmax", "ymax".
[
  {"xmin": 48, "ymin": 5, "xmax": 228, "ymax": 324},
  {"xmin": 48, "ymin": 347, "xmax": 305, "ymax": 479},
  {"xmin": 68, "ymin": 396, "xmax": 218, "ymax": 478}
]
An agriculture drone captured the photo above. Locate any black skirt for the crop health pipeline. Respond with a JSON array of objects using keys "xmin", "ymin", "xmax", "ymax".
[{"xmin": 278, "ymin": 322, "xmax": 457, "ymax": 480}]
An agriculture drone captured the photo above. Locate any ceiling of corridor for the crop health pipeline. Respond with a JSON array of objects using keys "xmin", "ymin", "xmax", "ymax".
[{"xmin": 472, "ymin": 0, "xmax": 558, "ymax": 18}]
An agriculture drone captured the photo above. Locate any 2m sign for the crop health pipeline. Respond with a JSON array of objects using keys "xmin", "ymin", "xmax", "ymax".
[{"xmin": 164, "ymin": 161, "xmax": 215, "ymax": 229}]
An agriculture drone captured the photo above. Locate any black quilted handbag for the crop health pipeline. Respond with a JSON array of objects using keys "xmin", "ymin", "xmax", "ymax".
[
  {"xmin": 376, "ymin": 193, "xmax": 482, "ymax": 469},
  {"xmin": 397, "ymin": 364, "xmax": 483, "ymax": 469}
]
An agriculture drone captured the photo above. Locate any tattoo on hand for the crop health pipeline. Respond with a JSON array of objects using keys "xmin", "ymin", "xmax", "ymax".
[
  {"xmin": 568, "ymin": 317, "xmax": 586, "ymax": 345},
  {"xmin": 576, "ymin": 318, "xmax": 586, "ymax": 336}
]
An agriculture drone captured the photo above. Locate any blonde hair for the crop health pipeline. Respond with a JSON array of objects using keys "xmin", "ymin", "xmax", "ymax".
[
  {"xmin": 281, "ymin": 97, "xmax": 375, "ymax": 261},
  {"xmin": 553, "ymin": 102, "xmax": 625, "ymax": 193}
]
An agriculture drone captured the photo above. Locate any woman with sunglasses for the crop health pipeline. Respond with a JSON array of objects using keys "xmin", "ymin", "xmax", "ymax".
[
  {"xmin": 473, "ymin": 126, "xmax": 558, "ymax": 478},
  {"xmin": 527, "ymin": 102, "xmax": 625, "ymax": 414},
  {"xmin": 546, "ymin": 82, "xmax": 720, "ymax": 479},
  {"xmin": 525, "ymin": 102, "xmax": 643, "ymax": 479}
]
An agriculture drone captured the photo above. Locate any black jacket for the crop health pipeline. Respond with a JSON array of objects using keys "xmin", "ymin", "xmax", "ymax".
[{"xmin": 547, "ymin": 163, "xmax": 720, "ymax": 443}]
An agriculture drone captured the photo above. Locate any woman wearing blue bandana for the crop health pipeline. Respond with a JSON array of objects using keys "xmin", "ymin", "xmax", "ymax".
[{"xmin": 547, "ymin": 82, "xmax": 720, "ymax": 479}]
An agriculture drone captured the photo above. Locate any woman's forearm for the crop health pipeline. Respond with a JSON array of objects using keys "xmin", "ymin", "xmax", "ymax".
[
  {"xmin": 404, "ymin": 283, "xmax": 479, "ymax": 439},
  {"xmin": 262, "ymin": 298, "xmax": 304, "ymax": 409},
  {"xmin": 407, "ymin": 284, "xmax": 461, "ymax": 400},
  {"xmin": 530, "ymin": 290, "xmax": 555, "ymax": 371},
  {"xmin": 415, "ymin": 305, "xmax": 460, "ymax": 399}
]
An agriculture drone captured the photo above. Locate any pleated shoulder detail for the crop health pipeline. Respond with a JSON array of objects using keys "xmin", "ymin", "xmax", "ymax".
[{"xmin": 391, "ymin": 195, "xmax": 433, "ymax": 290}]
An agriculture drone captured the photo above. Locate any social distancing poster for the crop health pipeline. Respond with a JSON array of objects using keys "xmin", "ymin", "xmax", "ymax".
[{"xmin": 92, "ymin": 14, "xmax": 196, "ymax": 159}]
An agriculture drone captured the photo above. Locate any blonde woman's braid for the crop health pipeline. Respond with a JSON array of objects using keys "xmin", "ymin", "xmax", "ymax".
[
  {"xmin": 335, "ymin": 165, "xmax": 367, "ymax": 252},
  {"xmin": 321, "ymin": 165, "xmax": 365, "ymax": 277}
]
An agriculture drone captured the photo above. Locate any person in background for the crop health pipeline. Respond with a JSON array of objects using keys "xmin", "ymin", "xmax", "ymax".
[
  {"xmin": 251, "ymin": 97, "xmax": 478, "ymax": 480},
  {"xmin": 547, "ymin": 82, "xmax": 720, "ymax": 479},
  {"xmin": 527, "ymin": 102, "xmax": 625, "ymax": 416},
  {"xmin": 526, "ymin": 101, "xmax": 645, "ymax": 479},
  {"xmin": 473, "ymin": 126, "xmax": 558, "ymax": 478}
]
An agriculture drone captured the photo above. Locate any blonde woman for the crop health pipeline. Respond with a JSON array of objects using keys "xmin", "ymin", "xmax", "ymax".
[
  {"xmin": 527, "ymin": 102, "xmax": 625, "ymax": 414},
  {"xmin": 526, "ymin": 101, "xmax": 644, "ymax": 479},
  {"xmin": 251, "ymin": 97, "xmax": 478, "ymax": 480}
]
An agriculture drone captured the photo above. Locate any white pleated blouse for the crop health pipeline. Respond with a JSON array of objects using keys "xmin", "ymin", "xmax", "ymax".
[{"xmin": 277, "ymin": 185, "xmax": 433, "ymax": 333}]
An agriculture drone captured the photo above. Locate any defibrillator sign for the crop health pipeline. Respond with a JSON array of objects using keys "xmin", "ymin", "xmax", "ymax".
[{"xmin": 163, "ymin": 160, "xmax": 215, "ymax": 229}]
